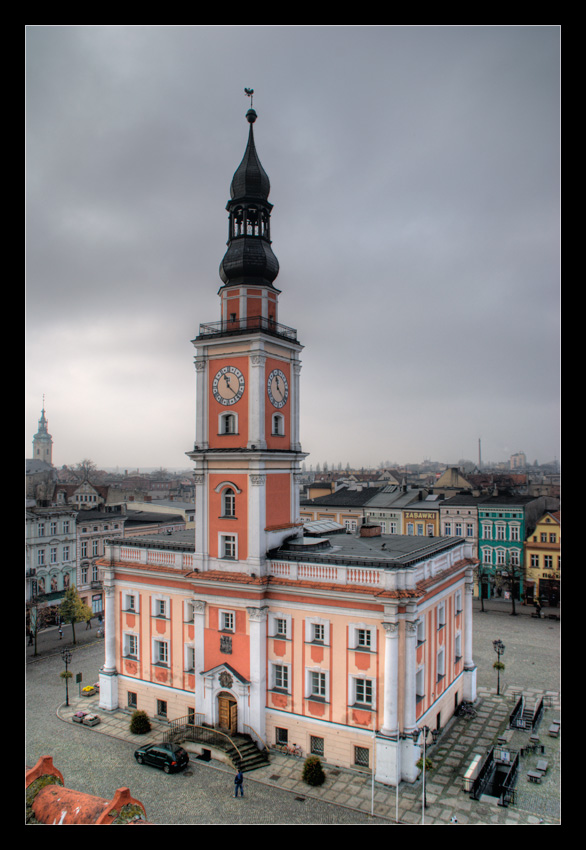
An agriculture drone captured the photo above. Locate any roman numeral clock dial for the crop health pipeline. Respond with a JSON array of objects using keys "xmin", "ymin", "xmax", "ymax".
[
  {"xmin": 212, "ymin": 366, "xmax": 245, "ymax": 405},
  {"xmin": 267, "ymin": 369, "xmax": 289, "ymax": 408}
]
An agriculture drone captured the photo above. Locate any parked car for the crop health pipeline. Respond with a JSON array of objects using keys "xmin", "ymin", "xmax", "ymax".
[{"xmin": 134, "ymin": 742, "xmax": 189, "ymax": 773}]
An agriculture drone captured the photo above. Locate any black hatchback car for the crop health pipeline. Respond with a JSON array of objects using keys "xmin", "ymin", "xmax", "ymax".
[{"xmin": 134, "ymin": 742, "xmax": 189, "ymax": 773}]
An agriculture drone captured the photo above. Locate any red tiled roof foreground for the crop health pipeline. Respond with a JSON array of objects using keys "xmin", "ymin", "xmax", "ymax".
[{"xmin": 26, "ymin": 755, "xmax": 151, "ymax": 825}]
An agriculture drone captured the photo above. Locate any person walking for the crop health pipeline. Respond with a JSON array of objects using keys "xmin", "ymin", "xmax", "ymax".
[
  {"xmin": 58, "ymin": 626, "xmax": 63, "ymax": 640},
  {"xmin": 234, "ymin": 770, "xmax": 244, "ymax": 797}
]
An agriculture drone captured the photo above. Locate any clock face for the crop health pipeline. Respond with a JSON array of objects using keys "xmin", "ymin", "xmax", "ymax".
[
  {"xmin": 212, "ymin": 366, "xmax": 245, "ymax": 406},
  {"xmin": 267, "ymin": 369, "xmax": 289, "ymax": 408}
]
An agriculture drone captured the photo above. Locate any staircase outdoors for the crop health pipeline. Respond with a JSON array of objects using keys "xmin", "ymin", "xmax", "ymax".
[{"xmin": 163, "ymin": 718, "xmax": 269, "ymax": 772}]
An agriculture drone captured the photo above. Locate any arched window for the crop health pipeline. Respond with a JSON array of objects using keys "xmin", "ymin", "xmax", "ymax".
[{"xmin": 222, "ymin": 487, "xmax": 236, "ymax": 517}]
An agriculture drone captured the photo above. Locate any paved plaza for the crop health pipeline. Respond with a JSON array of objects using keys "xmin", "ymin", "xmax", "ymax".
[{"xmin": 26, "ymin": 599, "xmax": 561, "ymax": 825}]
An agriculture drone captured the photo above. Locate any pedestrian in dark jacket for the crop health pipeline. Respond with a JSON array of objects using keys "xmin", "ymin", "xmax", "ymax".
[{"xmin": 234, "ymin": 770, "xmax": 244, "ymax": 797}]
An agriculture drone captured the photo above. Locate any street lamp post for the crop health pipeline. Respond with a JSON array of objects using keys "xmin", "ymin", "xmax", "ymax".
[
  {"xmin": 412, "ymin": 726, "xmax": 440, "ymax": 824},
  {"xmin": 493, "ymin": 639, "xmax": 505, "ymax": 696},
  {"xmin": 61, "ymin": 647, "xmax": 73, "ymax": 706}
]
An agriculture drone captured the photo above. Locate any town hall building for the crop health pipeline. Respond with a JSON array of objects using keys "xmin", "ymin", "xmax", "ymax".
[{"xmin": 98, "ymin": 102, "xmax": 477, "ymax": 786}]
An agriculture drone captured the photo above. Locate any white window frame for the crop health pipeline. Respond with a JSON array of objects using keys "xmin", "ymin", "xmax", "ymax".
[
  {"xmin": 219, "ymin": 412, "xmax": 238, "ymax": 434},
  {"xmin": 222, "ymin": 487, "xmax": 236, "ymax": 517},
  {"xmin": 271, "ymin": 662, "xmax": 290, "ymax": 692},
  {"xmin": 305, "ymin": 617, "xmax": 329, "ymax": 645},
  {"xmin": 351, "ymin": 676, "xmax": 375, "ymax": 708},
  {"xmin": 124, "ymin": 591, "xmax": 139, "ymax": 613},
  {"xmin": 153, "ymin": 638, "xmax": 169, "ymax": 666},
  {"xmin": 272, "ymin": 413, "xmax": 285, "ymax": 436},
  {"xmin": 123, "ymin": 632, "xmax": 139, "ymax": 659},
  {"xmin": 306, "ymin": 668, "xmax": 329, "ymax": 701},
  {"xmin": 184, "ymin": 643, "xmax": 195, "ymax": 672},
  {"xmin": 152, "ymin": 596, "xmax": 169, "ymax": 619},
  {"xmin": 350, "ymin": 624, "xmax": 376, "ymax": 652},
  {"xmin": 219, "ymin": 609, "xmax": 235, "ymax": 632},
  {"xmin": 219, "ymin": 533, "xmax": 237, "ymax": 560},
  {"xmin": 269, "ymin": 611, "xmax": 291, "ymax": 639}
]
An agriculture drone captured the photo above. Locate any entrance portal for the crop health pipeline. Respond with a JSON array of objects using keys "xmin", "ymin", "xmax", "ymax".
[{"xmin": 218, "ymin": 692, "xmax": 237, "ymax": 735}]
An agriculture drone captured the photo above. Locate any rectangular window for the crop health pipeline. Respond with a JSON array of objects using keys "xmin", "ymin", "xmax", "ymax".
[
  {"xmin": 310, "ymin": 736, "xmax": 324, "ymax": 756},
  {"xmin": 50, "ymin": 547, "xmax": 58, "ymax": 564},
  {"xmin": 156, "ymin": 699, "xmax": 168, "ymax": 718},
  {"xmin": 356, "ymin": 628, "xmax": 371, "ymax": 650},
  {"xmin": 455, "ymin": 633, "xmax": 462, "ymax": 662},
  {"xmin": 155, "ymin": 598, "xmax": 167, "ymax": 618},
  {"xmin": 275, "ymin": 727, "xmax": 288, "ymax": 746},
  {"xmin": 124, "ymin": 633, "xmax": 139, "ymax": 658},
  {"xmin": 354, "ymin": 746, "xmax": 369, "ymax": 768},
  {"xmin": 221, "ymin": 610, "xmax": 235, "ymax": 632},
  {"xmin": 275, "ymin": 617, "xmax": 288, "ymax": 637},
  {"xmin": 273, "ymin": 664, "xmax": 289, "ymax": 691},
  {"xmin": 154, "ymin": 640, "xmax": 168, "ymax": 666},
  {"xmin": 127, "ymin": 691, "xmax": 137, "ymax": 709},
  {"xmin": 221, "ymin": 535, "xmax": 236, "ymax": 559},
  {"xmin": 310, "ymin": 671, "xmax": 326, "ymax": 699},
  {"xmin": 437, "ymin": 648, "xmax": 445, "ymax": 682},
  {"xmin": 354, "ymin": 678, "xmax": 373, "ymax": 706}
]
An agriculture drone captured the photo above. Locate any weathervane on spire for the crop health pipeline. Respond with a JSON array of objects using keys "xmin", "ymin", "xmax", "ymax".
[{"xmin": 244, "ymin": 88, "xmax": 254, "ymax": 107}]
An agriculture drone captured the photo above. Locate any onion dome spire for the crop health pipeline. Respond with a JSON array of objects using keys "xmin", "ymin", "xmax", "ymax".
[{"xmin": 219, "ymin": 94, "xmax": 279, "ymax": 288}]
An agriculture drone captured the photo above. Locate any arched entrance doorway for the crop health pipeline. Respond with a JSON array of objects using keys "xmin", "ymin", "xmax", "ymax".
[{"xmin": 217, "ymin": 691, "xmax": 237, "ymax": 735}]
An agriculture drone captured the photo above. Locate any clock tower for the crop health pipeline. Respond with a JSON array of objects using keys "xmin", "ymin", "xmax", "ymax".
[{"xmin": 188, "ymin": 104, "xmax": 306, "ymax": 574}]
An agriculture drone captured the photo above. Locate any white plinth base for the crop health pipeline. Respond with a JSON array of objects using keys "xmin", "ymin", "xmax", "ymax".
[
  {"xmin": 98, "ymin": 669, "xmax": 119, "ymax": 711},
  {"xmin": 375, "ymin": 735, "xmax": 421, "ymax": 786}
]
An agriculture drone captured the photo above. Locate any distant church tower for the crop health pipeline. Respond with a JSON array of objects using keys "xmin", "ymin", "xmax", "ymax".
[
  {"xmin": 188, "ymin": 101, "xmax": 306, "ymax": 574},
  {"xmin": 33, "ymin": 402, "xmax": 53, "ymax": 466}
]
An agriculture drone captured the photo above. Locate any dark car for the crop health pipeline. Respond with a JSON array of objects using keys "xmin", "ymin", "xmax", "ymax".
[{"xmin": 134, "ymin": 742, "xmax": 189, "ymax": 773}]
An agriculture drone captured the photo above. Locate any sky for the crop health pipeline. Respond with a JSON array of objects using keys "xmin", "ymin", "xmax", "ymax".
[{"xmin": 25, "ymin": 25, "xmax": 560, "ymax": 472}]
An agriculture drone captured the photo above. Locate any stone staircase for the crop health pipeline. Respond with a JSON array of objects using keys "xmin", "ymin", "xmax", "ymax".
[{"xmin": 227, "ymin": 734, "xmax": 270, "ymax": 772}]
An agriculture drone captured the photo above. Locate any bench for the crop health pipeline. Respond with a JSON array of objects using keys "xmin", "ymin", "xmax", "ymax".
[
  {"xmin": 527, "ymin": 770, "xmax": 542, "ymax": 784},
  {"xmin": 548, "ymin": 722, "xmax": 560, "ymax": 737},
  {"xmin": 536, "ymin": 759, "xmax": 548, "ymax": 774}
]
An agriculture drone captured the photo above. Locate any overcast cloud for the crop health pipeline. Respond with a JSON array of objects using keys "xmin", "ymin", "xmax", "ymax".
[{"xmin": 25, "ymin": 25, "xmax": 560, "ymax": 471}]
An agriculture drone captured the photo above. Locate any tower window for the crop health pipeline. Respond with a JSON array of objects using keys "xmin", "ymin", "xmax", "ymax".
[
  {"xmin": 222, "ymin": 488, "xmax": 236, "ymax": 517},
  {"xmin": 272, "ymin": 414, "xmax": 285, "ymax": 436},
  {"xmin": 219, "ymin": 412, "xmax": 238, "ymax": 435}
]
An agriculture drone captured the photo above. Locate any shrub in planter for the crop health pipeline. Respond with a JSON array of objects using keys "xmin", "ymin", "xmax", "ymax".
[
  {"xmin": 302, "ymin": 755, "xmax": 326, "ymax": 786},
  {"xmin": 129, "ymin": 710, "xmax": 151, "ymax": 735}
]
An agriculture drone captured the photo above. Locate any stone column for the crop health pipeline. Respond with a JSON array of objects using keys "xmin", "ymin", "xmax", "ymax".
[
  {"xmin": 247, "ymin": 606, "xmax": 268, "ymax": 740},
  {"xmin": 381, "ymin": 621, "xmax": 399, "ymax": 737},
  {"xmin": 463, "ymin": 571, "xmax": 478, "ymax": 702},
  {"xmin": 99, "ymin": 569, "xmax": 118, "ymax": 710},
  {"xmin": 193, "ymin": 600, "xmax": 206, "ymax": 718}
]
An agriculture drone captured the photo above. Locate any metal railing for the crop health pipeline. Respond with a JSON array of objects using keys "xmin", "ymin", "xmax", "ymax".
[
  {"xmin": 197, "ymin": 316, "xmax": 298, "ymax": 342},
  {"xmin": 163, "ymin": 717, "xmax": 245, "ymax": 764}
]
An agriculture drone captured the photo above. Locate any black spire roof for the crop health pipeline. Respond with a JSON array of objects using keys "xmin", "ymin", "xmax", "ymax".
[{"xmin": 219, "ymin": 108, "xmax": 279, "ymax": 288}]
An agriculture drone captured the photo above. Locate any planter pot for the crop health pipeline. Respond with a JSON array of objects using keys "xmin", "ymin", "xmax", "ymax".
[
  {"xmin": 72, "ymin": 711, "xmax": 88, "ymax": 723},
  {"xmin": 83, "ymin": 714, "xmax": 101, "ymax": 727}
]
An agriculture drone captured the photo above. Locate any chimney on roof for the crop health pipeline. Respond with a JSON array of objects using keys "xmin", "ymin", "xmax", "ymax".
[{"xmin": 360, "ymin": 524, "xmax": 382, "ymax": 538}]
